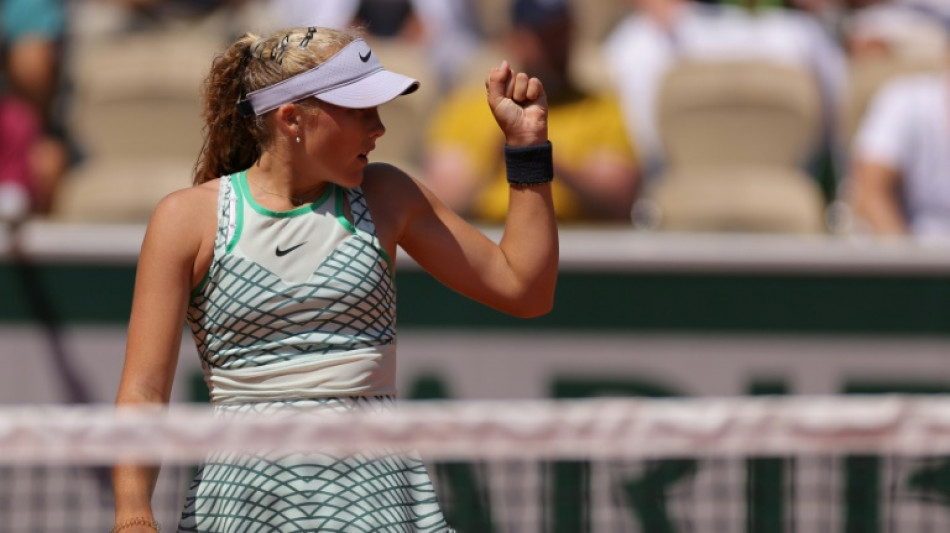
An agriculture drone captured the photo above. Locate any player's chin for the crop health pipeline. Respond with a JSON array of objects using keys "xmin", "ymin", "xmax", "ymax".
[{"xmin": 338, "ymin": 167, "xmax": 366, "ymax": 189}]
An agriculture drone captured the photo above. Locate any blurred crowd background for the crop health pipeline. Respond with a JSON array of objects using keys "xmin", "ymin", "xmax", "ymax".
[{"xmin": 2, "ymin": 0, "xmax": 949, "ymax": 241}]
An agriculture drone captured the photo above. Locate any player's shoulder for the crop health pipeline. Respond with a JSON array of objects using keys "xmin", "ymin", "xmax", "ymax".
[
  {"xmin": 358, "ymin": 163, "xmax": 431, "ymax": 242},
  {"xmin": 361, "ymin": 163, "xmax": 431, "ymax": 214},
  {"xmin": 362, "ymin": 162, "xmax": 418, "ymax": 196},
  {"xmin": 153, "ymin": 179, "xmax": 218, "ymax": 215},
  {"xmin": 146, "ymin": 179, "xmax": 219, "ymax": 241}
]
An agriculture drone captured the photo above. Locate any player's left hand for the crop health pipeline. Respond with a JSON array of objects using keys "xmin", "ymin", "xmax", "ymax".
[{"xmin": 485, "ymin": 60, "xmax": 549, "ymax": 147}]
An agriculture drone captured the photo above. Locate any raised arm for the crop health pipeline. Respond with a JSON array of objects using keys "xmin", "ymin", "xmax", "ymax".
[
  {"xmin": 112, "ymin": 186, "xmax": 214, "ymax": 531},
  {"xmin": 393, "ymin": 61, "xmax": 558, "ymax": 317}
]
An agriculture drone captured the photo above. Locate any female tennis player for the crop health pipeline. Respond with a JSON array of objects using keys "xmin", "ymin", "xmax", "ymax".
[{"xmin": 111, "ymin": 26, "xmax": 557, "ymax": 533}]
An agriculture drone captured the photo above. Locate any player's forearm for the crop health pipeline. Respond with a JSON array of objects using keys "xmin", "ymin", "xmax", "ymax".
[
  {"xmin": 112, "ymin": 463, "xmax": 160, "ymax": 522},
  {"xmin": 499, "ymin": 183, "xmax": 558, "ymax": 317},
  {"xmin": 111, "ymin": 365, "xmax": 174, "ymax": 522},
  {"xmin": 112, "ymin": 389, "xmax": 165, "ymax": 523}
]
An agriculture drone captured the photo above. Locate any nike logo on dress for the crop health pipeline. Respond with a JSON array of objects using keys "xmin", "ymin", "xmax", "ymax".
[
  {"xmin": 359, "ymin": 50, "xmax": 372, "ymax": 62},
  {"xmin": 275, "ymin": 242, "xmax": 307, "ymax": 256}
]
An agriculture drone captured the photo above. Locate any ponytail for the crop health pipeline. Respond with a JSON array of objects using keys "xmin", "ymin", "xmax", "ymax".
[{"xmin": 193, "ymin": 34, "xmax": 266, "ymax": 185}]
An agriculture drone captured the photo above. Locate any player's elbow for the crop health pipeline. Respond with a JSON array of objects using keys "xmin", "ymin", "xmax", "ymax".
[
  {"xmin": 507, "ymin": 287, "xmax": 556, "ymax": 318},
  {"xmin": 513, "ymin": 300, "xmax": 554, "ymax": 319}
]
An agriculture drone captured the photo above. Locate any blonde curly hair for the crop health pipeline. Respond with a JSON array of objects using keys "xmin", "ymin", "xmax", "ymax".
[{"xmin": 193, "ymin": 27, "xmax": 359, "ymax": 185}]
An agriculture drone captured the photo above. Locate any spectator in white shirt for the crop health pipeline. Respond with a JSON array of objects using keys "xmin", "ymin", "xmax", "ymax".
[
  {"xmin": 603, "ymin": 0, "xmax": 847, "ymax": 183},
  {"xmin": 848, "ymin": 35, "xmax": 950, "ymax": 238}
]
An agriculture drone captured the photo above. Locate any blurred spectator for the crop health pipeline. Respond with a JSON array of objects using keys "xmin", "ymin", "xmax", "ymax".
[
  {"xmin": 0, "ymin": 91, "xmax": 38, "ymax": 221},
  {"xmin": 603, "ymin": 0, "xmax": 847, "ymax": 190},
  {"xmin": 846, "ymin": 8, "xmax": 950, "ymax": 239},
  {"xmin": 898, "ymin": 0, "xmax": 950, "ymax": 18},
  {"xmin": 1, "ymin": 0, "xmax": 70, "ymax": 217},
  {"xmin": 267, "ymin": 0, "xmax": 481, "ymax": 93},
  {"xmin": 51, "ymin": 0, "xmax": 228, "ymax": 223},
  {"xmin": 96, "ymin": 0, "xmax": 239, "ymax": 22},
  {"xmin": 840, "ymin": 0, "xmax": 948, "ymax": 142},
  {"xmin": 786, "ymin": 0, "xmax": 848, "ymax": 20},
  {"xmin": 422, "ymin": 0, "xmax": 638, "ymax": 223},
  {"xmin": 845, "ymin": 0, "xmax": 949, "ymax": 62}
]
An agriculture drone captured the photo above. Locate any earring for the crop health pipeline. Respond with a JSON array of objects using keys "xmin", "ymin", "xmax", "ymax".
[{"xmin": 296, "ymin": 136, "xmax": 301, "ymax": 144}]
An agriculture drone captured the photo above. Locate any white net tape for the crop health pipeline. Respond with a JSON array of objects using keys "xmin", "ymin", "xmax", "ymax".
[
  {"xmin": 4, "ymin": 395, "xmax": 950, "ymax": 465},
  {"xmin": 6, "ymin": 396, "xmax": 950, "ymax": 532}
]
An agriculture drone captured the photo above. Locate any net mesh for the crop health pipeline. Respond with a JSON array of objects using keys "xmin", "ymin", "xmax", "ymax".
[{"xmin": 5, "ymin": 396, "xmax": 950, "ymax": 533}]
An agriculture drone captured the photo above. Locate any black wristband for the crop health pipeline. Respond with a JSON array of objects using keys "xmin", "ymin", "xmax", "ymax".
[{"xmin": 505, "ymin": 141, "xmax": 554, "ymax": 186}]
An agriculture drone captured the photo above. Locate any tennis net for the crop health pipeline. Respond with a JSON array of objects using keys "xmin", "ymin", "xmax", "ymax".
[{"xmin": 4, "ymin": 395, "xmax": 950, "ymax": 532}]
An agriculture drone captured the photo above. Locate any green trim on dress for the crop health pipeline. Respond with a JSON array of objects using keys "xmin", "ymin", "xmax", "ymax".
[
  {"xmin": 237, "ymin": 169, "xmax": 332, "ymax": 219},
  {"xmin": 226, "ymin": 172, "xmax": 246, "ymax": 254}
]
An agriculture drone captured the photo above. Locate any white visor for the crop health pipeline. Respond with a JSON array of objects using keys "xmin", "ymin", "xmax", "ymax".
[{"xmin": 243, "ymin": 38, "xmax": 419, "ymax": 115}]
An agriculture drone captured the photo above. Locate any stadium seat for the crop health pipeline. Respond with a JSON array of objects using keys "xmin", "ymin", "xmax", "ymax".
[
  {"xmin": 640, "ymin": 60, "xmax": 827, "ymax": 233},
  {"xmin": 53, "ymin": 22, "xmax": 218, "ymax": 222}
]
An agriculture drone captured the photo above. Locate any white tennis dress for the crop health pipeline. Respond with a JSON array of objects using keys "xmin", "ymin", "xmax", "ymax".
[{"xmin": 178, "ymin": 170, "xmax": 451, "ymax": 532}]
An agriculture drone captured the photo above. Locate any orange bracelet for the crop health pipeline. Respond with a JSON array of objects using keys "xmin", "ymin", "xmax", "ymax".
[{"xmin": 111, "ymin": 517, "xmax": 160, "ymax": 532}]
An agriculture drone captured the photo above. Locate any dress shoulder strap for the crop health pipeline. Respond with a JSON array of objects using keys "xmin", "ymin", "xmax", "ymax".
[
  {"xmin": 343, "ymin": 185, "xmax": 394, "ymax": 275},
  {"xmin": 214, "ymin": 174, "xmax": 241, "ymax": 258},
  {"xmin": 346, "ymin": 186, "xmax": 377, "ymax": 237}
]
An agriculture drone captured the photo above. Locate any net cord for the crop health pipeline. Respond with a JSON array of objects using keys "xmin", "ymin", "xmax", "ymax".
[{"xmin": 3, "ymin": 396, "xmax": 950, "ymax": 465}]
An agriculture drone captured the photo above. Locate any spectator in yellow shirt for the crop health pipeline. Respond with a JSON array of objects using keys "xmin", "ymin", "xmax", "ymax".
[{"xmin": 423, "ymin": 0, "xmax": 639, "ymax": 223}]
